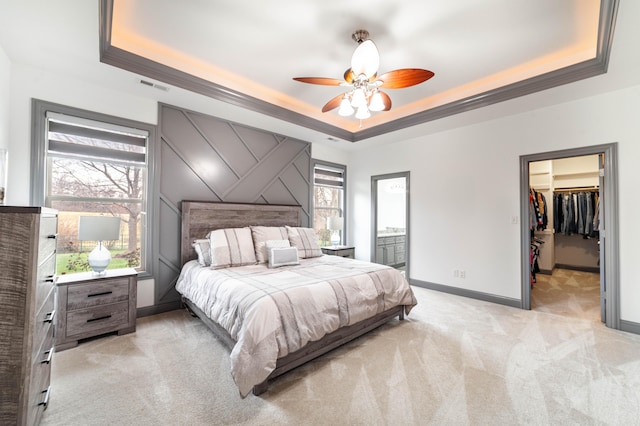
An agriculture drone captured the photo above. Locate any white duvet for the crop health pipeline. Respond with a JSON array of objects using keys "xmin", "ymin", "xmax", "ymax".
[{"xmin": 175, "ymin": 255, "xmax": 417, "ymax": 397}]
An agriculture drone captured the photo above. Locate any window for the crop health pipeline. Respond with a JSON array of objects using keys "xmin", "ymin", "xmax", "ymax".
[
  {"xmin": 31, "ymin": 101, "xmax": 154, "ymax": 277},
  {"xmin": 313, "ymin": 160, "xmax": 346, "ymax": 246}
]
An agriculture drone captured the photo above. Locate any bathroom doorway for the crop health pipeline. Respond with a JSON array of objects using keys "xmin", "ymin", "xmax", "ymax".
[{"xmin": 371, "ymin": 172, "xmax": 410, "ymax": 278}]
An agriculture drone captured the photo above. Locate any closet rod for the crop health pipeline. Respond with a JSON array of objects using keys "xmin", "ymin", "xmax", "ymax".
[{"xmin": 553, "ymin": 186, "xmax": 599, "ymax": 193}]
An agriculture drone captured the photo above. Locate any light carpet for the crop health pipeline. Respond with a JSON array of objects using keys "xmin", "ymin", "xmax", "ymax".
[{"xmin": 42, "ymin": 281, "xmax": 640, "ymax": 425}]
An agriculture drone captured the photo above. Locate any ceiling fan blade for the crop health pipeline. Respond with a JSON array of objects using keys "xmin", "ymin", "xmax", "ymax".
[
  {"xmin": 376, "ymin": 69, "xmax": 435, "ymax": 88},
  {"xmin": 379, "ymin": 91, "xmax": 392, "ymax": 111},
  {"xmin": 322, "ymin": 93, "xmax": 345, "ymax": 112},
  {"xmin": 351, "ymin": 39, "xmax": 379, "ymax": 79},
  {"xmin": 293, "ymin": 77, "xmax": 344, "ymax": 86}
]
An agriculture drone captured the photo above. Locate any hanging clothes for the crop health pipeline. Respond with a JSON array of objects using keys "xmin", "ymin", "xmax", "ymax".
[
  {"xmin": 529, "ymin": 188, "xmax": 548, "ymax": 231},
  {"xmin": 553, "ymin": 190, "xmax": 599, "ymax": 237}
]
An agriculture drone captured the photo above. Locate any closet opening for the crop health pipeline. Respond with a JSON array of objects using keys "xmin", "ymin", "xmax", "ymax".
[{"xmin": 520, "ymin": 144, "xmax": 619, "ymax": 330}]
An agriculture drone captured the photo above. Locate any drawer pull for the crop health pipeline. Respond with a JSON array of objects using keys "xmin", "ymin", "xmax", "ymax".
[
  {"xmin": 87, "ymin": 315, "xmax": 112, "ymax": 323},
  {"xmin": 43, "ymin": 310, "xmax": 55, "ymax": 323},
  {"xmin": 40, "ymin": 348, "xmax": 54, "ymax": 364},
  {"xmin": 47, "ymin": 234, "xmax": 58, "ymax": 239},
  {"xmin": 88, "ymin": 291, "xmax": 113, "ymax": 298},
  {"xmin": 38, "ymin": 386, "xmax": 51, "ymax": 408}
]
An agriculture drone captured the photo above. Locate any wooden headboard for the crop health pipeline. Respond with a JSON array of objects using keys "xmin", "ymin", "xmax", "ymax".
[{"xmin": 180, "ymin": 201, "xmax": 303, "ymax": 265}]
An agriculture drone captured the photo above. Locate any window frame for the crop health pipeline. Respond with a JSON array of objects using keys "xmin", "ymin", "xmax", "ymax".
[
  {"xmin": 312, "ymin": 159, "xmax": 347, "ymax": 247},
  {"xmin": 31, "ymin": 99, "xmax": 156, "ymax": 279}
]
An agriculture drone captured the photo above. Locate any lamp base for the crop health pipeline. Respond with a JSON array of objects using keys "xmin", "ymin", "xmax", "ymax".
[
  {"xmin": 330, "ymin": 230, "xmax": 341, "ymax": 247},
  {"xmin": 88, "ymin": 242, "xmax": 111, "ymax": 275}
]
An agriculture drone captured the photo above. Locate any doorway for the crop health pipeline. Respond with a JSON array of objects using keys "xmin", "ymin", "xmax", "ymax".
[
  {"xmin": 371, "ymin": 172, "xmax": 410, "ymax": 278},
  {"xmin": 520, "ymin": 144, "xmax": 619, "ymax": 329}
]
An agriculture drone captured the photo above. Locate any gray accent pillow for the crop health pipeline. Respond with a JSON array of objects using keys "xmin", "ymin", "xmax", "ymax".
[
  {"xmin": 251, "ymin": 226, "xmax": 288, "ymax": 263},
  {"xmin": 286, "ymin": 226, "xmax": 323, "ymax": 258},
  {"xmin": 192, "ymin": 238, "xmax": 211, "ymax": 266},
  {"xmin": 208, "ymin": 227, "xmax": 257, "ymax": 269},
  {"xmin": 268, "ymin": 246, "xmax": 299, "ymax": 268}
]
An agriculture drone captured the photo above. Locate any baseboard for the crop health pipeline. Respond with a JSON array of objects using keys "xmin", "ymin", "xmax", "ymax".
[
  {"xmin": 136, "ymin": 300, "xmax": 182, "ymax": 318},
  {"xmin": 620, "ymin": 320, "xmax": 640, "ymax": 336},
  {"xmin": 554, "ymin": 264, "xmax": 600, "ymax": 273},
  {"xmin": 409, "ymin": 279, "xmax": 522, "ymax": 309}
]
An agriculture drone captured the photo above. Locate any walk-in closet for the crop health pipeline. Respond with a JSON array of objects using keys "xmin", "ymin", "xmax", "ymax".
[{"xmin": 529, "ymin": 154, "xmax": 601, "ymax": 321}]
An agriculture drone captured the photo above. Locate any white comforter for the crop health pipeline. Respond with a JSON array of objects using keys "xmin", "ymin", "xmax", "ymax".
[{"xmin": 175, "ymin": 255, "xmax": 417, "ymax": 397}]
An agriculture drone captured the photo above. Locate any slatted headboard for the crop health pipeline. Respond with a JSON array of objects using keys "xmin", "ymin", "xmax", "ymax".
[{"xmin": 180, "ymin": 201, "xmax": 303, "ymax": 265}]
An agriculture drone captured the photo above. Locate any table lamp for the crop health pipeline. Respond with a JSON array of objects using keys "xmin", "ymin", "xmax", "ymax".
[
  {"xmin": 78, "ymin": 216, "xmax": 121, "ymax": 275},
  {"xmin": 327, "ymin": 216, "xmax": 343, "ymax": 247}
]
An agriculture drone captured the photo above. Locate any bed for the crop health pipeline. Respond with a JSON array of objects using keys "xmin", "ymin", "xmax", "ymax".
[{"xmin": 176, "ymin": 201, "xmax": 417, "ymax": 397}]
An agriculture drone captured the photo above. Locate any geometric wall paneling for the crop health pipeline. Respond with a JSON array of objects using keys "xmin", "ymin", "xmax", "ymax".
[{"xmin": 155, "ymin": 103, "xmax": 312, "ymax": 308}]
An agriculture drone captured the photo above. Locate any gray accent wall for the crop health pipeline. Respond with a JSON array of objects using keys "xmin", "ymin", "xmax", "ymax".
[{"xmin": 154, "ymin": 103, "xmax": 312, "ymax": 309}]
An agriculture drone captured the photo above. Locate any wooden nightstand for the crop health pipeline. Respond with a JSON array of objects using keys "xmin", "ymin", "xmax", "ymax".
[
  {"xmin": 55, "ymin": 268, "xmax": 137, "ymax": 351},
  {"xmin": 321, "ymin": 245, "xmax": 355, "ymax": 259}
]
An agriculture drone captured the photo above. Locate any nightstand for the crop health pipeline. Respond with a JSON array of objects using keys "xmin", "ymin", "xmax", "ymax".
[
  {"xmin": 55, "ymin": 268, "xmax": 137, "ymax": 351},
  {"xmin": 321, "ymin": 245, "xmax": 355, "ymax": 259}
]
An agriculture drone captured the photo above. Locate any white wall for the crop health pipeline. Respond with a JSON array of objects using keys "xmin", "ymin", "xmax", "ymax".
[
  {"xmin": 7, "ymin": 63, "xmax": 160, "ymax": 307},
  {"xmin": 0, "ymin": 44, "xmax": 9, "ymax": 151},
  {"xmin": 347, "ymin": 84, "xmax": 640, "ymax": 323}
]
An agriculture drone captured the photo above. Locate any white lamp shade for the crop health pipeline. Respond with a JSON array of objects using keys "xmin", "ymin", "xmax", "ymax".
[
  {"xmin": 327, "ymin": 216, "xmax": 343, "ymax": 231},
  {"xmin": 78, "ymin": 216, "xmax": 121, "ymax": 242}
]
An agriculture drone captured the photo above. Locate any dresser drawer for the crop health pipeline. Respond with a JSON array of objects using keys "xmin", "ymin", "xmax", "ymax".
[
  {"xmin": 67, "ymin": 279, "xmax": 130, "ymax": 310},
  {"xmin": 66, "ymin": 301, "xmax": 131, "ymax": 338},
  {"xmin": 27, "ymin": 344, "xmax": 52, "ymax": 426},
  {"xmin": 37, "ymin": 215, "xmax": 58, "ymax": 263},
  {"xmin": 32, "ymin": 288, "xmax": 55, "ymax": 355},
  {"xmin": 35, "ymin": 252, "xmax": 56, "ymax": 314}
]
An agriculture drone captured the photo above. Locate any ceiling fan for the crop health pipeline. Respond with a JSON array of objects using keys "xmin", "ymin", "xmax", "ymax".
[{"xmin": 293, "ymin": 29, "xmax": 435, "ymax": 120}]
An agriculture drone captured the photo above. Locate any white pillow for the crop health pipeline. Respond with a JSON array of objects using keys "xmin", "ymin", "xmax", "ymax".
[
  {"xmin": 208, "ymin": 227, "xmax": 257, "ymax": 269},
  {"xmin": 251, "ymin": 226, "xmax": 288, "ymax": 263},
  {"xmin": 268, "ymin": 246, "xmax": 299, "ymax": 268},
  {"xmin": 192, "ymin": 239, "xmax": 211, "ymax": 266},
  {"xmin": 286, "ymin": 226, "xmax": 323, "ymax": 258}
]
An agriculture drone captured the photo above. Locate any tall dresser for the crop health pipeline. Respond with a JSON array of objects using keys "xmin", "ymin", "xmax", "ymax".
[{"xmin": 0, "ymin": 206, "xmax": 58, "ymax": 425}]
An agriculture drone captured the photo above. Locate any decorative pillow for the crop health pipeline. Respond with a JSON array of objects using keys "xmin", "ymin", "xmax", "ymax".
[
  {"xmin": 192, "ymin": 239, "xmax": 211, "ymax": 267},
  {"xmin": 207, "ymin": 227, "xmax": 257, "ymax": 269},
  {"xmin": 268, "ymin": 246, "xmax": 299, "ymax": 268},
  {"xmin": 251, "ymin": 226, "xmax": 288, "ymax": 263},
  {"xmin": 286, "ymin": 226, "xmax": 323, "ymax": 258}
]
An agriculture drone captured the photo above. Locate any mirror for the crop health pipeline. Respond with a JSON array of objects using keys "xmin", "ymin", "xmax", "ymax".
[{"xmin": 371, "ymin": 172, "xmax": 409, "ymax": 277}]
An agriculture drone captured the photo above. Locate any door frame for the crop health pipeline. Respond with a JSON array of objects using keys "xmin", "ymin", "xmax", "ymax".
[
  {"xmin": 519, "ymin": 143, "xmax": 619, "ymax": 329},
  {"xmin": 371, "ymin": 171, "xmax": 410, "ymax": 279}
]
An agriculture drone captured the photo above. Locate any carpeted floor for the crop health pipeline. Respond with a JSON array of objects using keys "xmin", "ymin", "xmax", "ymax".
[{"xmin": 42, "ymin": 272, "xmax": 640, "ymax": 425}]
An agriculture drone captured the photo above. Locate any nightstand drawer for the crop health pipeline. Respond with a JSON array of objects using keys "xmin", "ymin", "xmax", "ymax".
[
  {"xmin": 67, "ymin": 279, "xmax": 130, "ymax": 310},
  {"xmin": 66, "ymin": 301, "xmax": 130, "ymax": 337}
]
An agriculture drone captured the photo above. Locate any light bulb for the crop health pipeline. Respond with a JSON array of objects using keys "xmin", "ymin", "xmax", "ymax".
[
  {"xmin": 351, "ymin": 88, "xmax": 367, "ymax": 108},
  {"xmin": 369, "ymin": 90, "xmax": 385, "ymax": 112},
  {"xmin": 338, "ymin": 96, "xmax": 354, "ymax": 116},
  {"xmin": 355, "ymin": 105, "xmax": 371, "ymax": 120}
]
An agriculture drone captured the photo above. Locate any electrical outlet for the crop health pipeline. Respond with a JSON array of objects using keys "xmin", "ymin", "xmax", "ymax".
[
  {"xmin": 453, "ymin": 269, "xmax": 459, "ymax": 278},
  {"xmin": 460, "ymin": 270, "xmax": 466, "ymax": 279}
]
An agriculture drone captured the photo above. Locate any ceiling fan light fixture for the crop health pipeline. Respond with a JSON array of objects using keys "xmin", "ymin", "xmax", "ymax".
[
  {"xmin": 368, "ymin": 90, "xmax": 385, "ymax": 112},
  {"xmin": 338, "ymin": 96, "xmax": 355, "ymax": 116},
  {"xmin": 355, "ymin": 105, "xmax": 371, "ymax": 120},
  {"xmin": 351, "ymin": 87, "xmax": 367, "ymax": 108}
]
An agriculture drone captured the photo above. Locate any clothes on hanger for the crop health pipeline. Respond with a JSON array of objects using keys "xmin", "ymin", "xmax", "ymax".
[
  {"xmin": 529, "ymin": 188, "xmax": 548, "ymax": 231},
  {"xmin": 553, "ymin": 189, "xmax": 599, "ymax": 237}
]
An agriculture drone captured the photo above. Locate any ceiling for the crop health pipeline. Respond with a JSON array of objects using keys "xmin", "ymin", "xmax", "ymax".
[
  {"xmin": 101, "ymin": 0, "xmax": 615, "ymax": 142},
  {"xmin": 0, "ymin": 1, "xmax": 622, "ymax": 146}
]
